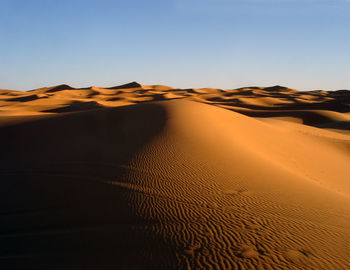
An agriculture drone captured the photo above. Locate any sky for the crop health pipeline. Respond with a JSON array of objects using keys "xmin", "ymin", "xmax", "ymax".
[{"xmin": 1, "ymin": 0, "xmax": 350, "ymax": 91}]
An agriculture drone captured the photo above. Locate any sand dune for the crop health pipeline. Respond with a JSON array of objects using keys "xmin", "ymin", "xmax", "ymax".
[{"xmin": 0, "ymin": 83, "xmax": 349, "ymax": 269}]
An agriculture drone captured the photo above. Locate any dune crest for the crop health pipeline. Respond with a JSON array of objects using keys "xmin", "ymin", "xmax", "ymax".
[{"xmin": 0, "ymin": 83, "xmax": 349, "ymax": 269}]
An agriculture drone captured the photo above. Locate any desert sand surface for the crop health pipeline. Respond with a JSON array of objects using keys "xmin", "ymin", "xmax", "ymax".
[{"xmin": 0, "ymin": 82, "xmax": 349, "ymax": 269}]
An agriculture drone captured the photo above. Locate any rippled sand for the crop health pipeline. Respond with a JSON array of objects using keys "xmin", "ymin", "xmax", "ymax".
[{"xmin": 0, "ymin": 82, "xmax": 349, "ymax": 269}]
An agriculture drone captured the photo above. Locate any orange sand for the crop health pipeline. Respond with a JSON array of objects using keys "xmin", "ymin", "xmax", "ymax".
[{"xmin": 0, "ymin": 83, "xmax": 349, "ymax": 269}]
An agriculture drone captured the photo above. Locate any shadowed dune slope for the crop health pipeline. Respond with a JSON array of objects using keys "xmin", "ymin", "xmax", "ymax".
[{"xmin": 0, "ymin": 83, "xmax": 350, "ymax": 269}]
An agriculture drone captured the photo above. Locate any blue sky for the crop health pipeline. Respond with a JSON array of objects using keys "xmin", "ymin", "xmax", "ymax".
[{"xmin": 1, "ymin": 0, "xmax": 349, "ymax": 90}]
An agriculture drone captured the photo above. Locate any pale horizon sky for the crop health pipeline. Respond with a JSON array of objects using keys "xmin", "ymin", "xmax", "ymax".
[{"xmin": 1, "ymin": 0, "xmax": 350, "ymax": 91}]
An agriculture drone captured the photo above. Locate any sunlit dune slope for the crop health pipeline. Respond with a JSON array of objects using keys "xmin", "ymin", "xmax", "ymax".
[{"xmin": 0, "ymin": 83, "xmax": 349, "ymax": 269}]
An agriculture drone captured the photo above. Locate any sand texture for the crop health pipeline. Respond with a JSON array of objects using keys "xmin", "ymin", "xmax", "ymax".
[{"xmin": 0, "ymin": 83, "xmax": 349, "ymax": 269}]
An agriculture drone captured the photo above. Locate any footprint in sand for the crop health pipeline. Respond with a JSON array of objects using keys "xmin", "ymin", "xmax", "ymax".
[
  {"xmin": 236, "ymin": 245, "xmax": 262, "ymax": 259},
  {"xmin": 284, "ymin": 249, "xmax": 310, "ymax": 262}
]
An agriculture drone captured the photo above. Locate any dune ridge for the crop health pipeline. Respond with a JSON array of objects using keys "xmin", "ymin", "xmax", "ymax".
[
  {"xmin": 0, "ymin": 83, "xmax": 349, "ymax": 131},
  {"xmin": 0, "ymin": 83, "xmax": 349, "ymax": 269}
]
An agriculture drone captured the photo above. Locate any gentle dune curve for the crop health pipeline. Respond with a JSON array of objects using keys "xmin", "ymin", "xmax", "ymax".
[{"xmin": 0, "ymin": 83, "xmax": 349, "ymax": 269}]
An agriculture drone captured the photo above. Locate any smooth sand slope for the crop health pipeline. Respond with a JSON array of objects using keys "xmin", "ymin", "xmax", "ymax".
[{"xmin": 0, "ymin": 83, "xmax": 349, "ymax": 269}]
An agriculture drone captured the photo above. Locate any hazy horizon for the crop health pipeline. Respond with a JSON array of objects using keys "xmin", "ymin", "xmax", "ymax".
[
  {"xmin": 1, "ymin": 0, "xmax": 350, "ymax": 91},
  {"xmin": 4, "ymin": 81, "xmax": 349, "ymax": 93}
]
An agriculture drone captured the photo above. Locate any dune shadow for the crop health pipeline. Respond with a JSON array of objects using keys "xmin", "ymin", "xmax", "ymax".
[
  {"xmin": 0, "ymin": 103, "xmax": 176, "ymax": 269},
  {"xmin": 230, "ymin": 109, "xmax": 350, "ymax": 131},
  {"xmin": 7, "ymin": 95, "xmax": 40, "ymax": 102},
  {"xmin": 42, "ymin": 101, "xmax": 103, "ymax": 113}
]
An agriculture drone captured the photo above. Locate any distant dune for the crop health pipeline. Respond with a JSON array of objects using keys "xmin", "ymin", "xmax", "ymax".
[{"xmin": 0, "ymin": 83, "xmax": 349, "ymax": 269}]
